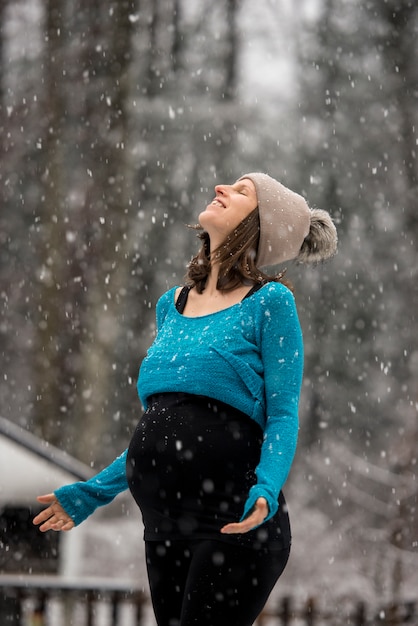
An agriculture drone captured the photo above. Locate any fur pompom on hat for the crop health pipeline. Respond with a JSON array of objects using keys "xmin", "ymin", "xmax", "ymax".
[{"xmin": 240, "ymin": 173, "xmax": 337, "ymax": 268}]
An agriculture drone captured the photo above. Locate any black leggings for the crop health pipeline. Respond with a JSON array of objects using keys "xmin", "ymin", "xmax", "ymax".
[{"xmin": 145, "ymin": 538, "xmax": 290, "ymax": 626}]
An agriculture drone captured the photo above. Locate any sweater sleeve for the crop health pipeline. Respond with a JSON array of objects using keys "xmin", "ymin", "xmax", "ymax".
[
  {"xmin": 54, "ymin": 449, "xmax": 129, "ymax": 527},
  {"xmin": 241, "ymin": 285, "xmax": 303, "ymax": 524}
]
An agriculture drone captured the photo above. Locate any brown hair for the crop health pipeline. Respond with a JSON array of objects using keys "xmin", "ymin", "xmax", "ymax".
[{"xmin": 186, "ymin": 208, "xmax": 292, "ymax": 293}]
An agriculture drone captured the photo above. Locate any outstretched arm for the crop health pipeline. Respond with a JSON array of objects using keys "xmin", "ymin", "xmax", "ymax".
[{"xmin": 33, "ymin": 449, "xmax": 129, "ymax": 529}]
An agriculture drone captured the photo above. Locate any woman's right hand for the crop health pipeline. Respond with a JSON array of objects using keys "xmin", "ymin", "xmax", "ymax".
[{"xmin": 33, "ymin": 494, "xmax": 75, "ymax": 532}]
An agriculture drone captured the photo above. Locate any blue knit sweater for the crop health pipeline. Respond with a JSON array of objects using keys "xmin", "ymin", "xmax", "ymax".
[{"xmin": 55, "ymin": 282, "xmax": 303, "ymax": 527}]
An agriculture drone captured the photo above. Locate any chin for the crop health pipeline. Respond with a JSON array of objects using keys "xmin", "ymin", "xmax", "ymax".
[{"xmin": 198, "ymin": 208, "xmax": 212, "ymax": 227}]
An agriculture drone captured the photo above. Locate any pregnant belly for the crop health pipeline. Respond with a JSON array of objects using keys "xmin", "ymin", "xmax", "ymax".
[{"xmin": 126, "ymin": 393, "xmax": 262, "ymax": 533}]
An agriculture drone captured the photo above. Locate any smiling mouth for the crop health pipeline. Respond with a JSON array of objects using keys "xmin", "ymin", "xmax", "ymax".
[{"xmin": 211, "ymin": 199, "xmax": 225, "ymax": 208}]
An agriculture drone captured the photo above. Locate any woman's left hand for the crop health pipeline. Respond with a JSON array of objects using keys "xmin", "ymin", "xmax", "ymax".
[{"xmin": 220, "ymin": 497, "xmax": 268, "ymax": 534}]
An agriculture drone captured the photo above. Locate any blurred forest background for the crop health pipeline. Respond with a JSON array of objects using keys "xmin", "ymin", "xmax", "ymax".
[{"xmin": 1, "ymin": 0, "xmax": 417, "ymax": 609}]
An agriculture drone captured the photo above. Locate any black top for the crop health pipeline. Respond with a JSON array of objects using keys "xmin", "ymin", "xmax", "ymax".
[{"xmin": 175, "ymin": 283, "xmax": 265, "ymax": 314}]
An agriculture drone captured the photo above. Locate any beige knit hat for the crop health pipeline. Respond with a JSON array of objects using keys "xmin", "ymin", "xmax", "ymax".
[{"xmin": 240, "ymin": 173, "xmax": 337, "ymax": 268}]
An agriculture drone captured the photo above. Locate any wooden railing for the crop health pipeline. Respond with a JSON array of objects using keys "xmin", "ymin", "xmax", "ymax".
[
  {"xmin": 256, "ymin": 596, "xmax": 417, "ymax": 626},
  {"xmin": 0, "ymin": 575, "xmax": 147, "ymax": 626},
  {"xmin": 2, "ymin": 576, "xmax": 416, "ymax": 626}
]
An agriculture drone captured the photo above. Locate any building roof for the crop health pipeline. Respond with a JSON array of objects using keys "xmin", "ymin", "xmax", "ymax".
[{"xmin": 0, "ymin": 416, "xmax": 93, "ymax": 506}]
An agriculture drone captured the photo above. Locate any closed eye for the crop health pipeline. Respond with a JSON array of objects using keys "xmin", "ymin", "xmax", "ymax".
[{"xmin": 234, "ymin": 186, "xmax": 248, "ymax": 195}]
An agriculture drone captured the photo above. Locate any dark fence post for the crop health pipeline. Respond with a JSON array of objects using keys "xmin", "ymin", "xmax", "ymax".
[
  {"xmin": 17, "ymin": 589, "xmax": 24, "ymax": 626},
  {"xmin": 111, "ymin": 591, "xmax": 118, "ymax": 626},
  {"xmin": 281, "ymin": 596, "xmax": 291, "ymax": 626},
  {"xmin": 136, "ymin": 597, "xmax": 142, "ymax": 626},
  {"xmin": 30, "ymin": 592, "xmax": 46, "ymax": 626},
  {"xmin": 135, "ymin": 590, "xmax": 145, "ymax": 626},
  {"xmin": 305, "ymin": 597, "xmax": 315, "ymax": 626},
  {"xmin": 86, "ymin": 589, "xmax": 94, "ymax": 626},
  {"xmin": 354, "ymin": 600, "xmax": 366, "ymax": 626}
]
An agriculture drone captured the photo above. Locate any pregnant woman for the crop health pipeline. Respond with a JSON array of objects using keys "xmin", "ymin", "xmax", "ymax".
[{"xmin": 34, "ymin": 172, "xmax": 337, "ymax": 626}]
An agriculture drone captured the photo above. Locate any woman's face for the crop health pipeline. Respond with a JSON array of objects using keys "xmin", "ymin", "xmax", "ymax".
[{"xmin": 199, "ymin": 178, "xmax": 258, "ymax": 241}]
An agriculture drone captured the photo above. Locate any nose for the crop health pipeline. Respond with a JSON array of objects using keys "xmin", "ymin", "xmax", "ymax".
[{"xmin": 215, "ymin": 184, "xmax": 229, "ymax": 196}]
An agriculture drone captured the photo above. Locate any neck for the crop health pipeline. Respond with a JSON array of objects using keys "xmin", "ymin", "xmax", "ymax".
[{"xmin": 203, "ymin": 267, "xmax": 221, "ymax": 296}]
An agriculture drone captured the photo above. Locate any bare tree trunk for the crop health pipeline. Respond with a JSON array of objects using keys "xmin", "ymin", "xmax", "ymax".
[
  {"xmin": 171, "ymin": 0, "xmax": 183, "ymax": 73},
  {"xmin": 33, "ymin": 0, "xmax": 76, "ymax": 445},
  {"xmin": 145, "ymin": 0, "xmax": 161, "ymax": 97},
  {"xmin": 380, "ymin": 2, "xmax": 417, "ymax": 224},
  {"xmin": 377, "ymin": 0, "xmax": 418, "ymax": 551},
  {"xmin": 0, "ymin": 0, "xmax": 7, "ymax": 102},
  {"xmin": 68, "ymin": 0, "xmax": 138, "ymax": 464},
  {"xmin": 223, "ymin": 0, "xmax": 238, "ymax": 100}
]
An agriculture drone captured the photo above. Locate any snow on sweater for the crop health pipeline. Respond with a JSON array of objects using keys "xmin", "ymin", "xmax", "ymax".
[{"xmin": 55, "ymin": 282, "xmax": 303, "ymax": 527}]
